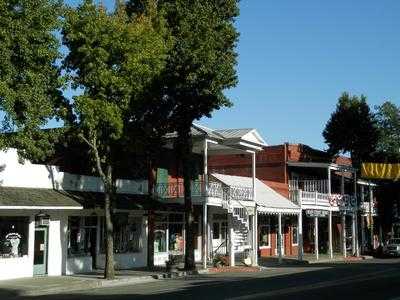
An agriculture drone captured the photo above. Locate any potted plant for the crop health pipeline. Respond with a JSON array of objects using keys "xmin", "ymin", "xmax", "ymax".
[
  {"xmin": 165, "ymin": 254, "xmax": 180, "ymax": 272},
  {"xmin": 213, "ymin": 254, "xmax": 229, "ymax": 268}
]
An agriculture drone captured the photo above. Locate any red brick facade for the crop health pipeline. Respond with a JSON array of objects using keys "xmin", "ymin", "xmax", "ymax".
[{"xmin": 209, "ymin": 143, "xmax": 352, "ymax": 258}]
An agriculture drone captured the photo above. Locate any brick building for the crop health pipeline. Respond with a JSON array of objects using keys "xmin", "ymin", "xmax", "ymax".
[{"xmin": 209, "ymin": 143, "xmax": 361, "ymax": 260}]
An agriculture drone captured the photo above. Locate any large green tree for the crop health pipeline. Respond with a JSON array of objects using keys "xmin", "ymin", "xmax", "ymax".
[
  {"xmin": 323, "ymin": 92, "xmax": 379, "ymax": 167},
  {"xmin": 0, "ymin": 0, "xmax": 69, "ymax": 159},
  {"xmin": 128, "ymin": 0, "xmax": 239, "ymax": 270},
  {"xmin": 62, "ymin": 0, "xmax": 170, "ymax": 279},
  {"xmin": 375, "ymin": 101, "xmax": 400, "ymax": 161}
]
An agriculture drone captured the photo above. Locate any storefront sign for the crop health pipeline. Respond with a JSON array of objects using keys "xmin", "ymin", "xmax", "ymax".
[{"xmin": 305, "ymin": 210, "xmax": 328, "ymax": 218}]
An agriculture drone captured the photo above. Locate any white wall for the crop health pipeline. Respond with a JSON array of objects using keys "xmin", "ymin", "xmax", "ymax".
[
  {"xmin": 0, "ymin": 149, "xmax": 148, "ymax": 194},
  {"xmin": 0, "ymin": 211, "xmax": 70, "ymax": 280},
  {"xmin": 0, "ymin": 213, "xmax": 34, "ymax": 280},
  {"xmin": 66, "ymin": 256, "xmax": 92, "ymax": 275},
  {"xmin": 96, "ymin": 252, "xmax": 147, "ymax": 269},
  {"xmin": 0, "ymin": 256, "xmax": 32, "ymax": 281},
  {"xmin": 47, "ymin": 213, "xmax": 64, "ymax": 276}
]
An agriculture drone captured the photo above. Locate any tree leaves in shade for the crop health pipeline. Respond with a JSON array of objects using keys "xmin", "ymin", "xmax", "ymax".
[
  {"xmin": 375, "ymin": 101, "xmax": 400, "ymax": 161},
  {"xmin": 62, "ymin": 0, "xmax": 171, "ymax": 279},
  {"xmin": 323, "ymin": 92, "xmax": 379, "ymax": 167},
  {"xmin": 0, "ymin": 0, "xmax": 69, "ymax": 160},
  {"xmin": 127, "ymin": 0, "xmax": 240, "ymax": 270}
]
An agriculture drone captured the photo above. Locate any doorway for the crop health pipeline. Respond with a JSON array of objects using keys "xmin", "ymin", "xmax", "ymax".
[{"xmin": 33, "ymin": 227, "xmax": 48, "ymax": 276}]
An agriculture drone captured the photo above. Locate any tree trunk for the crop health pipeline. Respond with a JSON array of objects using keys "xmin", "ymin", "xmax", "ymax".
[
  {"xmin": 179, "ymin": 127, "xmax": 196, "ymax": 270},
  {"xmin": 104, "ymin": 163, "xmax": 115, "ymax": 279},
  {"xmin": 147, "ymin": 157, "xmax": 156, "ymax": 268}
]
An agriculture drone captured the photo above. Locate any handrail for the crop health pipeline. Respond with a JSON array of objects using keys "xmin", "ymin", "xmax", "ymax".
[{"xmin": 211, "ymin": 240, "xmax": 228, "ymax": 259}]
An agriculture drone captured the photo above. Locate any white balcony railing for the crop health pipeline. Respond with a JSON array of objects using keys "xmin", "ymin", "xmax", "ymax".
[
  {"xmin": 290, "ymin": 190, "xmax": 357, "ymax": 211},
  {"xmin": 359, "ymin": 202, "xmax": 378, "ymax": 216},
  {"xmin": 289, "ymin": 179, "xmax": 330, "ymax": 194},
  {"xmin": 154, "ymin": 180, "xmax": 253, "ymax": 201}
]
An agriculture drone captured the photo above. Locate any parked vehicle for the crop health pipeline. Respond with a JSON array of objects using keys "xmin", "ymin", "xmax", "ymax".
[{"xmin": 383, "ymin": 238, "xmax": 400, "ymax": 257}]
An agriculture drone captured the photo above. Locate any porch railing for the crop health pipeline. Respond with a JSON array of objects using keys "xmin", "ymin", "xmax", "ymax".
[
  {"xmin": 154, "ymin": 180, "xmax": 253, "ymax": 201},
  {"xmin": 290, "ymin": 190, "xmax": 357, "ymax": 211},
  {"xmin": 211, "ymin": 240, "xmax": 228, "ymax": 260},
  {"xmin": 359, "ymin": 201, "xmax": 378, "ymax": 216},
  {"xmin": 289, "ymin": 179, "xmax": 329, "ymax": 194}
]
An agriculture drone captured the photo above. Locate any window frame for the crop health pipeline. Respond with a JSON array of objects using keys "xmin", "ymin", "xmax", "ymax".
[
  {"xmin": 258, "ymin": 224, "xmax": 271, "ymax": 249},
  {"xmin": 292, "ymin": 225, "xmax": 299, "ymax": 246}
]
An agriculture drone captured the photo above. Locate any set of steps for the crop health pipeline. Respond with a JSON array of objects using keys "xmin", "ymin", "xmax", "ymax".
[{"xmin": 232, "ymin": 206, "xmax": 251, "ymax": 253}]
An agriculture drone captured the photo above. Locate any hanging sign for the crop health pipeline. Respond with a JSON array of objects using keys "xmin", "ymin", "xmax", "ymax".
[{"xmin": 305, "ymin": 210, "xmax": 328, "ymax": 218}]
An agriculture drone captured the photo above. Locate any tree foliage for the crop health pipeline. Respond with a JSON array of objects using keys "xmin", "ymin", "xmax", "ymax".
[
  {"xmin": 375, "ymin": 101, "xmax": 400, "ymax": 161},
  {"xmin": 127, "ymin": 0, "xmax": 239, "ymax": 270},
  {"xmin": 0, "ymin": 0, "xmax": 68, "ymax": 160},
  {"xmin": 62, "ymin": 0, "xmax": 171, "ymax": 279},
  {"xmin": 323, "ymin": 92, "xmax": 379, "ymax": 167}
]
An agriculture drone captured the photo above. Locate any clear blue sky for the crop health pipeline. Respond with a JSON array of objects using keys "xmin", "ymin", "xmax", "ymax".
[{"xmin": 67, "ymin": 0, "xmax": 400, "ymax": 150}]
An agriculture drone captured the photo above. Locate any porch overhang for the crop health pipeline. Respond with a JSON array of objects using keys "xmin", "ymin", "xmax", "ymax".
[
  {"xmin": 0, "ymin": 187, "xmax": 83, "ymax": 210},
  {"xmin": 257, "ymin": 206, "xmax": 300, "ymax": 215}
]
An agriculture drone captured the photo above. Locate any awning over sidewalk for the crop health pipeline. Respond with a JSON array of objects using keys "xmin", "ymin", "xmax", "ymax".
[
  {"xmin": 211, "ymin": 174, "xmax": 300, "ymax": 215},
  {"xmin": 0, "ymin": 187, "xmax": 83, "ymax": 210}
]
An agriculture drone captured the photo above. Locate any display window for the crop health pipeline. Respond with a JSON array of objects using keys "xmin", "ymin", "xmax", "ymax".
[{"xmin": 0, "ymin": 217, "xmax": 29, "ymax": 258}]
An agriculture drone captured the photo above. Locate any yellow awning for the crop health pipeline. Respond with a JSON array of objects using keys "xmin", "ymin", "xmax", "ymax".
[{"xmin": 361, "ymin": 163, "xmax": 400, "ymax": 180}]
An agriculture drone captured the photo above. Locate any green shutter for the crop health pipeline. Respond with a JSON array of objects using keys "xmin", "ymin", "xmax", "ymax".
[{"xmin": 156, "ymin": 168, "xmax": 168, "ymax": 184}]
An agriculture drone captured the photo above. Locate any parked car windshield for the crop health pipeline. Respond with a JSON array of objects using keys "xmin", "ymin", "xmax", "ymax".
[{"xmin": 388, "ymin": 239, "xmax": 400, "ymax": 244}]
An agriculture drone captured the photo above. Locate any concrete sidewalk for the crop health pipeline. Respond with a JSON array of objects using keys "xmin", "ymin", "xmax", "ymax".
[
  {"xmin": 260, "ymin": 254, "xmax": 374, "ymax": 267},
  {"xmin": 0, "ymin": 269, "xmax": 164, "ymax": 298}
]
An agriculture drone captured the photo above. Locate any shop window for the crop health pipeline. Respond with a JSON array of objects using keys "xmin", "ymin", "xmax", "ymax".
[
  {"xmin": 0, "ymin": 217, "xmax": 29, "ymax": 258},
  {"xmin": 68, "ymin": 216, "xmax": 97, "ymax": 257},
  {"xmin": 168, "ymin": 223, "xmax": 183, "ymax": 254},
  {"xmin": 212, "ymin": 223, "xmax": 220, "ymax": 239},
  {"xmin": 259, "ymin": 225, "xmax": 270, "ymax": 247},
  {"xmin": 221, "ymin": 222, "xmax": 228, "ymax": 240},
  {"xmin": 99, "ymin": 215, "xmax": 143, "ymax": 254},
  {"xmin": 292, "ymin": 226, "xmax": 298, "ymax": 245},
  {"xmin": 154, "ymin": 223, "xmax": 167, "ymax": 253}
]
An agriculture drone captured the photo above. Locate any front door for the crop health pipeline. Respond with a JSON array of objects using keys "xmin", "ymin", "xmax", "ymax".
[
  {"xmin": 33, "ymin": 227, "xmax": 48, "ymax": 276},
  {"xmin": 212, "ymin": 221, "xmax": 228, "ymax": 254}
]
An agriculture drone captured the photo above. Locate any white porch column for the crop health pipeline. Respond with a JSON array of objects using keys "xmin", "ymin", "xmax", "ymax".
[
  {"xmin": 314, "ymin": 216, "xmax": 319, "ymax": 260},
  {"xmin": 328, "ymin": 211, "xmax": 333, "ymax": 259},
  {"xmin": 369, "ymin": 184, "xmax": 374, "ymax": 249},
  {"xmin": 327, "ymin": 167, "xmax": 332, "ymax": 195},
  {"xmin": 361, "ymin": 185, "xmax": 365, "ymax": 253},
  {"xmin": 278, "ymin": 213, "xmax": 283, "ymax": 263},
  {"xmin": 251, "ymin": 151, "xmax": 256, "ymax": 201},
  {"xmin": 252, "ymin": 208, "xmax": 258, "ymax": 266},
  {"xmin": 354, "ymin": 172, "xmax": 359, "ymax": 257},
  {"xmin": 352, "ymin": 213, "xmax": 357, "ymax": 256},
  {"xmin": 202, "ymin": 139, "xmax": 208, "ymax": 269},
  {"xmin": 361, "ymin": 216, "xmax": 365, "ymax": 254},
  {"xmin": 251, "ymin": 151, "xmax": 257, "ymax": 266},
  {"xmin": 298, "ymin": 211, "xmax": 303, "ymax": 261},
  {"xmin": 228, "ymin": 214, "xmax": 235, "ymax": 267},
  {"xmin": 342, "ymin": 214, "xmax": 347, "ymax": 258},
  {"xmin": 202, "ymin": 204, "xmax": 207, "ymax": 269}
]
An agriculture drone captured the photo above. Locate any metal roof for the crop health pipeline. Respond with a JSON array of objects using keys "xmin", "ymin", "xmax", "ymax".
[
  {"xmin": 211, "ymin": 173, "xmax": 300, "ymax": 214},
  {"xmin": 214, "ymin": 128, "xmax": 254, "ymax": 139}
]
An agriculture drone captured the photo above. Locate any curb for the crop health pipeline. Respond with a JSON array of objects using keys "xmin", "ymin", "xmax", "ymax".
[
  {"xmin": 20, "ymin": 275, "xmax": 158, "ymax": 296},
  {"xmin": 19, "ymin": 269, "xmax": 210, "ymax": 296}
]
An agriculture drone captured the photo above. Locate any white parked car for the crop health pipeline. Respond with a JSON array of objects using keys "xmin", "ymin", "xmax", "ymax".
[{"xmin": 383, "ymin": 238, "xmax": 400, "ymax": 257}]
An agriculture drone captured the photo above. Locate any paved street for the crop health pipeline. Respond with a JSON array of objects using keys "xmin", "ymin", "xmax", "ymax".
[{"xmin": 1, "ymin": 258, "xmax": 400, "ymax": 300}]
